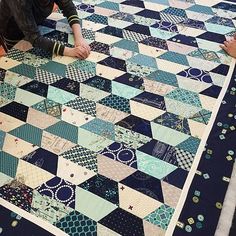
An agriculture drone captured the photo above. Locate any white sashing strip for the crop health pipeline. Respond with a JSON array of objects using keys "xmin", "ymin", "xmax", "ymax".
[{"xmin": 166, "ymin": 57, "xmax": 236, "ymax": 236}]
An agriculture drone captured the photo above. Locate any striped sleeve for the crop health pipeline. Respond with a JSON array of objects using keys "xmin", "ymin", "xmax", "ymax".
[
  {"xmin": 52, "ymin": 42, "xmax": 65, "ymax": 56},
  {"xmin": 55, "ymin": 0, "xmax": 80, "ymax": 27},
  {"xmin": 67, "ymin": 14, "xmax": 80, "ymax": 27},
  {"xmin": 33, "ymin": 36, "xmax": 65, "ymax": 56}
]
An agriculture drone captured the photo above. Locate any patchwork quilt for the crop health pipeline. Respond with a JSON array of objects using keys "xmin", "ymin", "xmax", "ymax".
[{"xmin": 0, "ymin": 0, "xmax": 236, "ymax": 235}]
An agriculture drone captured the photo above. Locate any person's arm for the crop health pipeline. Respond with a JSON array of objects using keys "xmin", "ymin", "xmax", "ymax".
[
  {"xmin": 5, "ymin": 0, "xmax": 66, "ymax": 56},
  {"xmin": 55, "ymin": 0, "xmax": 90, "ymax": 55}
]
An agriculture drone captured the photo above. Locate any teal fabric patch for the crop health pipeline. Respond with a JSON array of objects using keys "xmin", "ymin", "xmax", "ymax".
[
  {"xmin": 32, "ymin": 99, "xmax": 62, "ymax": 118},
  {"xmin": 176, "ymin": 136, "xmax": 201, "ymax": 155},
  {"xmin": 159, "ymin": 51, "xmax": 190, "ymax": 66},
  {"xmin": 165, "ymin": 88, "xmax": 202, "ymax": 108},
  {"xmin": 9, "ymin": 124, "xmax": 43, "ymax": 146},
  {"xmin": 46, "ymin": 121, "xmax": 79, "ymax": 143},
  {"xmin": 81, "ymin": 118, "xmax": 115, "ymax": 140},
  {"xmin": 10, "ymin": 64, "xmax": 36, "ymax": 79},
  {"xmin": 97, "ymin": 1, "xmax": 120, "ymax": 11},
  {"xmin": 128, "ymin": 54, "xmax": 158, "ymax": 68},
  {"xmin": 144, "ymin": 204, "xmax": 175, "ymax": 230},
  {"xmin": 59, "ymin": 145, "xmax": 97, "ymax": 172},
  {"xmin": 0, "ymin": 131, "xmax": 6, "ymax": 150},
  {"xmin": 187, "ymin": 5, "xmax": 214, "ymax": 15},
  {"xmin": 112, "ymin": 39, "xmax": 139, "ymax": 53},
  {"xmin": 86, "ymin": 14, "xmax": 108, "ymax": 25},
  {"xmin": 0, "ymin": 152, "xmax": 19, "ymax": 178},
  {"xmin": 99, "ymin": 94, "xmax": 131, "ymax": 113},
  {"xmin": 40, "ymin": 61, "xmax": 66, "ymax": 77},
  {"xmin": 147, "ymin": 70, "xmax": 179, "ymax": 87},
  {"xmin": 54, "ymin": 210, "xmax": 97, "ymax": 236}
]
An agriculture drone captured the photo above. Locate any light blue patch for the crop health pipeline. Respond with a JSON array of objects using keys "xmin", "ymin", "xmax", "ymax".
[
  {"xmin": 47, "ymin": 86, "xmax": 78, "ymax": 104},
  {"xmin": 149, "ymin": 28, "xmax": 177, "ymax": 40},
  {"xmin": 112, "ymin": 81, "xmax": 143, "ymax": 99},
  {"xmin": 97, "ymin": 1, "xmax": 120, "ymax": 11},
  {"xmin": 128, "ymin": 54, "xmax": 158, "ymax": 68},
  {"xmin": 136, "ymin": 150, "xmax": 177, "ymax": 179},
  {"xmin": 151, "ymin": 122, "xmax": 190, "ymax": 146},
  {"xmin": 146, "ymin": 0, "xmax": 169, "ymax": 6},
  {"xmin": 187, "ymin": 5, "xmax": 214, "ymax": 15},
  {"xmin": 205, "ymin": 23, "xmax": 234, "ymax": 35},
  {"xmin": 176, "ymin": 136, "xmax": 201, "ymax": 155}
]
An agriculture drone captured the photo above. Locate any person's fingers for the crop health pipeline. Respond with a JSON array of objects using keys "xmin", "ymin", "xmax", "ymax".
[
  {"xmin": 76, "ymin": 47, "xmax": 87, "ymax": 59},
  {"xmin": 220, "ymin": 44, "xmax": 228, "ymax": 52},
  {"xmin": 234, "ymin": 34, "xmax": 236, "ymax": 40},
  {"xmin": 82, "ymin": 46, "xmax": 89, "ymax": 57},
  {"xmin": 224, "ymin": 41, "xmax": 229, "ymax": 46},
  {"xmin": 80, "ymin": 46, "xmax": 90, "ymax": 58},
  {"xmin": 74, "ymin": 49, "xmax": 85, "ymax": 59}
]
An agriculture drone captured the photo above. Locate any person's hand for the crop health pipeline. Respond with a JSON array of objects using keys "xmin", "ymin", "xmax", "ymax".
[
  {"xmin": 74, "ymin": 38, "xmax": 91, "ymax": 56},
  {"xmin": 63, "ymin": 46, "xmax": 89, "ymax": 59},
  {"xmin": 220, "ymin": 38, "xmax": 236, "ymax": 58}
]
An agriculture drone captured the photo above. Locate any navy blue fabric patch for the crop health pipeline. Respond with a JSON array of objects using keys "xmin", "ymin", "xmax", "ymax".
[
  {"xmin": 98, "ymin": 56, "xmax": 127, "ymax": 72},
  {"xmin": 120, "ymin": 170, "xmax": 164, "ymax": 202},
  {"xmin": 151, "ymin": 21, "xmax": 178, "ymax": 33},
  {"xmin": 27, "ymin": 47, "xmax": 52, "ymax": 59},
  {"xmin": 132, "ymin": 91, "xmax": 166, "ymax": 110},
  {"xmin": 182, "ymin": 19, "xmax": 206, "ymax": 30},
  {"xmin": 173, "ymin": 199, "xmax": 221, "ymax": 236},
  {"xmin": 211, "ymin": 64, "xmax": 230, "ymax": 76},
  {"xmin": 200, "ymin": 85, "xmax": 221, "ymax": 98},
  {"xmin": 79, "ymin": 174, "xmax": 119, "ymax": 205},
  {"xmin": 52, "ymin": 78, "xmax": 80, "ymax": 95},
  {"xmin": 212, "ymin": 2, "xmax": 236, "ymax": 12},
  {"xmin": 0, "ymin": 205, "xmax": 53, "ymax": 236},
  {"xmin": 90, "ymin": 41, "xmax": 110, "ymax": 55},
  {"xmin": 41, "ymin": 19, "xmax": 57, "ymax": 29},
  {"xmin": 140, "ymin": 37, "xmax": 168, "ymax": 50},
  {"xmin": 44, "ymin": 30, "xmax": 71, "ymax": 47},
  {"xmin": 116, "ymin": 115, "xmax": 152, "ymax": 137},
  {"xmin": 163, "ymin": 168, "xmax": 188, "ymax": 189},
  {"xmin": 114, "ymin": 73, "xmax": 144, "ymax": 89},
  {"xmin": 98, "ymin": 26, "xmax": 123, "ymax": 38},
  {"xmin": 138, "ymin": 139, "xmax": 178, "ymax": 166},
  {"xmin": 21, "ymin": 148, "xmax": 58, "ymax": 175},
  {"xmin": 136, "ymin": 9, "xmax": 161, "ymax": 20},
  {"xmin": 169, "ymin": 34, "xmax": 198, "ymax": 47},
  {"xmin": 125, "ymin": 24, "xmax": 151, "ymax": 36},
  {"xmin": 0, "ymin": 102, "xmax": 29, "ymax": 122},
  {"xmin": 37, "ymin": 177, "xmax": 76, "ymax": 208},
  {"xmin": 99, "ymin": 208, "xmax": 145, "ymax": 236},
  {"xmin": 121, "ymin": 1, "xmax": 145, "ymax": 8},
  {"xmin": 197, "ymin": 32, "xmax": 226, "ymax": 44},
  {"xmin": 20, "ymin": 80, "xmax": 48, "ymax": 97},
  {"xmin": 83, "ymin": 76, "xmax": 111, "ymax": 92},
  {"xmin": 100, "ymin": 142, "xmax": 137, "ymax": 169}
]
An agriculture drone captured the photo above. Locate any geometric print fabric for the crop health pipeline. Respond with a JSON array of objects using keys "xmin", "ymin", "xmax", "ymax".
[{"xmin": 0, "ymin": 0, "xmax": 234, "ymax": 236}]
